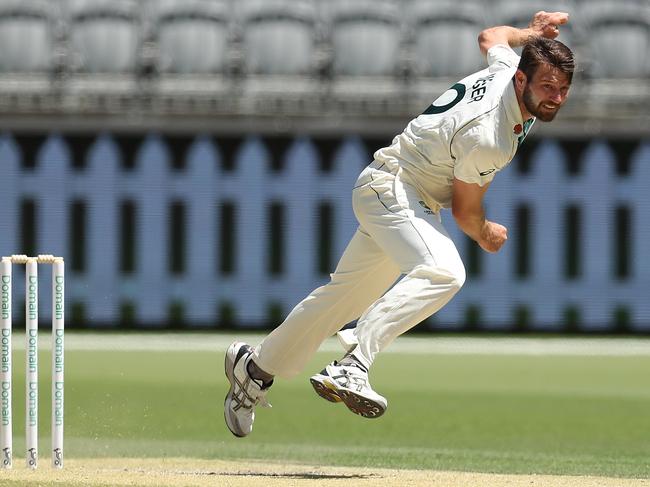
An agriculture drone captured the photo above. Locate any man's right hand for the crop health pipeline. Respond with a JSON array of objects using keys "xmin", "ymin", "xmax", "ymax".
[
  {"xmin": 528, "ymin": 11, "xmax": 569, "ymax": 40},
  {"xmin": 478, "ymin": 10, "xmax": 569, "ymax": 56},
  {"xmin": 479, "ymin": 221, "xmax": 508, "ymax": 253}
]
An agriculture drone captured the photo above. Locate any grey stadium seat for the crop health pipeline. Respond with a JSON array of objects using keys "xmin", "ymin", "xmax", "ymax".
[
  {"xmin": 240, "ymin": 0, "xmax": 317, "ymax": 75},
  {"xmin": 409, "ymin": 0, "xmax": 488, "ymax": 77},
  {"xmin": 66, "ymin": 0, "xmax": 140, "ymax": 73},
  {"xmin": 150, "ymin": 0, "xmax": 231, "ymax": 74},
  {"xmin": 326, "ymin": 0, "xmax": 403, "ymax": 76},
  {"xmin": 0, "ymin": 0, "xmax": 56, "ymax": 73},
  {"xmin": 579, "ymin": 0, "xmax": 650, "ymax": 78}
]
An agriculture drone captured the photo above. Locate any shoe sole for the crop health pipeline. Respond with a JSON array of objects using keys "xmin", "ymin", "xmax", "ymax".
[
  {"xmin": 310, "ymin": 375, "xmax": 343, "ymax": 403},
  {"xmin": 338, "ymin": 389, "xmax": 386, "ymax": 419},
  {"xmin": 337, "ymin": 389, "xmax": 386, "ymax": 419},
  {"xmin": 224, "ymin": 341, "xmax": 249, "ymax": 438},
  {"xmin": 316, "ymin": 376, "xmax": 386, "ymax": 419}
]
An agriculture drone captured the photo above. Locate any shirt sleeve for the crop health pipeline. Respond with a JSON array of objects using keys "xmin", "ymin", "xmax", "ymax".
[
  {"xmin": 486, "ymin": 44, "xmax": 521, "ymax": 72},
  {"xmin": 452, "ymin": 125, "xmax": 501, "ymax": 187}
]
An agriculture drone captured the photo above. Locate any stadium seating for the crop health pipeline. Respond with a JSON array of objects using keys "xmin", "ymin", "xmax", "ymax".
[
  {"xmin": 323, "ymin": 0, "xmax": 406, "ymax": 112},
  {"xmin": 239, "ymin": 0, "xmax": 317, "ymax": 75},
  {"xmin": 235, "ymin": 0, "xmax": 322, "ymax": 114},
  {"xmin": 0, "ymin": 0, "xmax": 645, "ymax": 123},
  {"xmin": 409, "ymin": 0, "xmax": 487, "ymax": 78},
  {"xmin": 145, "ymin": 0, "xmax": 234, "ymax": 112},
  {"xmin": 0, "ymin": 0, "xmax": 61, "ymax": 103},
  {"xmin": 62, "ymin": 0, "xmax": 142, "ymax": 105},
  {"xmin": 66, "ymin": 0, "xmax": 141, "ymax": 73},
  {"xmin": 579, "ymin": 0, "xmax": 650, "ymax": 78},
  {"xmin": 149, "ymin": 0, "xmax": 231, "ymax": 75},
  {"xmin": 326, "ymin": 0, "xmax": 402, "ymax": 77},
  {"xmin": 0, "ymin": 0, "xmax": 56, "ymax": 73}
]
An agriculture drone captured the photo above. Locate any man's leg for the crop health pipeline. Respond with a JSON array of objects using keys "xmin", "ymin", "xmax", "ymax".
[
  {"xmin": 224, "ymin": 226, "xmax": 400, "ymax": 437},
  {"xmin": 252, "ymin": 227, "xmax": 401, "ymax": 379},
  {"xmin": 311, "ymin": 165, "xmax": 466, "ymax": 418},
  {"xmin": 351, "ymin": 167, "xmax": 466, "ymax": 369}
]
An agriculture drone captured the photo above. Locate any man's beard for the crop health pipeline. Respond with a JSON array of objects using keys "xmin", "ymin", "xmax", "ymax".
[{"xmin": 523, "ymin": 85, "xmax": 560, "ymax": 122}]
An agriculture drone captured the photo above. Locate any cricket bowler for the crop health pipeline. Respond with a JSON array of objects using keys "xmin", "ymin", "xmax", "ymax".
[{"xmin": 225, "ymin": 10, "xmax": 575, "ymax": 437}]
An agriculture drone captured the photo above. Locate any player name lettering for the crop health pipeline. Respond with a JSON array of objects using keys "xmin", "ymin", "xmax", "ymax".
[{"xmin": 468, "ymin": 74, "xmax": 496, "ymax": 103}]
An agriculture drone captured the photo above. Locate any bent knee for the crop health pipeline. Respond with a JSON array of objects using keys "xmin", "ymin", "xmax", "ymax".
[
  {"xmin": 411, "ymin": 263, "xmax": 466, "ymax": 292},
  {"xmin": 449, "ymin": 264, "xmax": 466, "ymax": 290}
]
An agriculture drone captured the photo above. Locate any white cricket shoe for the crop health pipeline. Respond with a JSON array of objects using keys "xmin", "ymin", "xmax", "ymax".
[
  {"xmin": 310, "ymin": 360, "xmax": 387, "ymax": 418},
  {"xmin": 224, "ymin": 341, "xmax": 272, "ymax": 437}
]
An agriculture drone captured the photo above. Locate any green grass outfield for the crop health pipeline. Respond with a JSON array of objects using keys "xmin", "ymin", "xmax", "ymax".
[{"xmin": 7, "ymin": 332, "xmax": 650, "ymax": 478}]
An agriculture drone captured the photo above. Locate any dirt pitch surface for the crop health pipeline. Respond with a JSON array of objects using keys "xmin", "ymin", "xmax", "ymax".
[{"xmin": 0, "ymin": 458, "xmax": 648, "ymax": 487}]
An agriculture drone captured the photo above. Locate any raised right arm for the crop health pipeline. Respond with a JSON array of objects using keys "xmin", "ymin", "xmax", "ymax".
[{"xmin": 477, "ymin": 10, "xmax": 569, "ymax": 57}]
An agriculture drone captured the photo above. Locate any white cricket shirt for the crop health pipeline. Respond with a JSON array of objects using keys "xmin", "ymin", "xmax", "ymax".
[{"xmin": 374, "ymin": 44, "xmax": 535, "ymax": 212}]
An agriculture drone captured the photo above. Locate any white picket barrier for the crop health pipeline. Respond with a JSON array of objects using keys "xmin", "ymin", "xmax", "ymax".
[{"xmin": 0, "ymin": 133, "xmax": 648, "ymax": 330}]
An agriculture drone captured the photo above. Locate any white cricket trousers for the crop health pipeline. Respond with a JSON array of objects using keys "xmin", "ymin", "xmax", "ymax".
[{"xmin": 253, "ymin": 161, "xmax": 466, "ymax": 378}]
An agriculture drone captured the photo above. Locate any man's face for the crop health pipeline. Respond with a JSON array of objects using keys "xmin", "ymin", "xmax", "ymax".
[{"xmin": 521, "ymin": 64, "xmax": 571, "ymax": 122}]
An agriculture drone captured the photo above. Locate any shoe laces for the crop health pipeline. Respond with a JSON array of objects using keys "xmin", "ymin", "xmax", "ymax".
[
  {"xmin": 232, "ymin": 365, "xmax": 273, "ymax": 412},
  {"xmin": 331, "ymin": 361, "xmax": 369, "ymax": 391},
  {"xmin": 255, "ymin": 378, "xmax": 273, "ymax": 409},
  {"xmin": 337, "ymin": 351, "xmax": 368, "ymax": 373},
  {"xmin": 258, "ymin": 394, "xmax": 272, "ymax": 408}
]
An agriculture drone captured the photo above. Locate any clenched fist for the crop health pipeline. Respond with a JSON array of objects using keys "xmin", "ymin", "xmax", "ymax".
[
  {"xmin": 529, "ymin": 11, "xmax": 569, "ymax": 40},
  {"xmin": 479, "ymin": 221, "xmax": 508, "ymax": 253}
]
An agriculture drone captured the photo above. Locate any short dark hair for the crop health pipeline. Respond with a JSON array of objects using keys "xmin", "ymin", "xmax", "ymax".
[{"xmin": 518, "ymin": 37, "xmax": 575, "ymax": 83}]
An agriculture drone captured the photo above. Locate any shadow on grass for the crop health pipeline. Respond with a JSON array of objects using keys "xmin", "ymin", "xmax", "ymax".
[
  {"xmin": 222, "ymin": 472, "xmax": 379, "ymax": 480},
  {"xmin": 147, "ymin": 469, "xmax": 379, "ymax": 480}
]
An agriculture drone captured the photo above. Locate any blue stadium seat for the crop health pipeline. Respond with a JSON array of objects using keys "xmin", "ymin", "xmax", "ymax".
[
  {"xmin": 579, "ymin": 0, "xmax": 650, "ymax": 78},
  {"xmin": 149, "ymin": 0, "xmax": 231, "ymax": 74},
  {"xmin": 409, "ymin": 0, "xmax": 487, "ymax": 77},
  {"xmin": 66, "ymin": 0, "xmax": 141, "ymax": 73},
  {"xmin": 0, "ymin": 0, "xmax": 56, "ymax": 73},
  {"xmin": 326, "ymin": 0, "xmax": 402, "ymax": 76},
  {"xmin": 239, "ymin": 0, "xmax": 317, "ymax": 75}
]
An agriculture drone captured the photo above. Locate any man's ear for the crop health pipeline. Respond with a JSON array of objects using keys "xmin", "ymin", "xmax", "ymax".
[{"xmin": 515, "ymin": 69, "xmax": 528, "ymax": 90}]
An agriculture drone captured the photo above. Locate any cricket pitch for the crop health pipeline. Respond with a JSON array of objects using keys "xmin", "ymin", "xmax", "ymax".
[{"xmin": 0, "ymin": 458, "xmax": 647, "ymax": 487}]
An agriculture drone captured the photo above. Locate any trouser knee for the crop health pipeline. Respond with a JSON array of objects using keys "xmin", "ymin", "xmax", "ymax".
[{"xmin": 410, "ymin": 263, "xmax": 466, "ymax": 295}]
